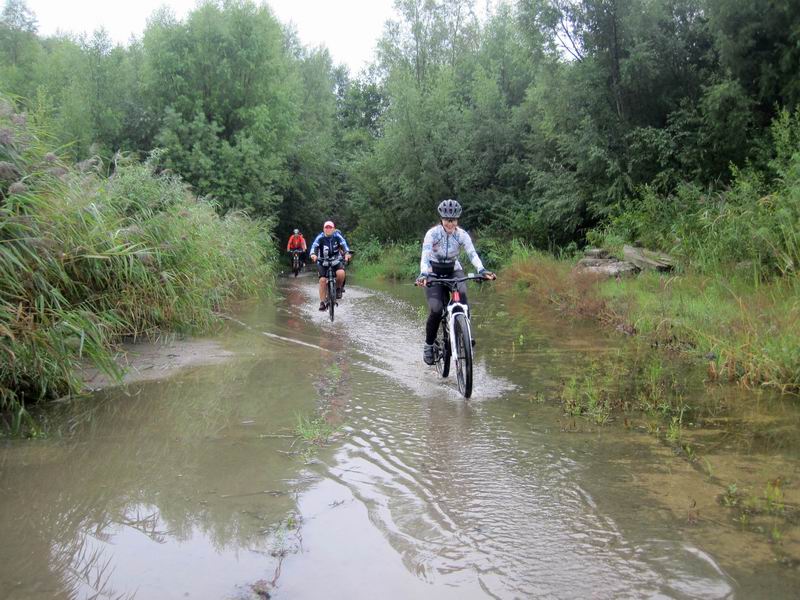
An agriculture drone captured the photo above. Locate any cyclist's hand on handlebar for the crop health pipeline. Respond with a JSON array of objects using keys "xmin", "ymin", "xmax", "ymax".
[
  {"xmin": 415, "ymin": 274, "xmax": 428, "ymax": 287},
  {"xmin": 310, "ymin": 254, "xmax": 317, "ymax": 263},
  {"xmin": 479, "ymin": 269, "xmax": 496, "ymax": 280},
  {"xmin": 344, "ymin": 252, "xmax": 352, "ymax": 263}
]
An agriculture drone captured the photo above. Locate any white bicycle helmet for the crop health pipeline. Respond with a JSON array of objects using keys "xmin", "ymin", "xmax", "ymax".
[{"xmin": 437, "ymin": 199, "xmax": 462, "ymax": 218}]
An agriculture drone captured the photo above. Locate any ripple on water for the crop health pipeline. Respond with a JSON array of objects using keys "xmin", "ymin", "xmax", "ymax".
[
  {"xmin": 305, "ymin": 391, "xmax": 734, "ymax": 598},
  {"xmin": 293, "ymin": 281, "xmax": 516, "ymax": 400},
  {"xmin": 280, "ymin": 278, "xmax": 736, "ymax": 598}
]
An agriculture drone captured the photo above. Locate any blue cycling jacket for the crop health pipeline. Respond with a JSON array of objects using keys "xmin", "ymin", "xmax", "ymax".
[{"xmin": 310, "ymin": 231, "xmax": 350, "ymax": 259}]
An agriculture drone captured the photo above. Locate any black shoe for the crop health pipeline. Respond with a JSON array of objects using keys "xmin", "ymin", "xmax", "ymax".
[
  {"xmin": 423, "ymin": 343, "xmax": 435, "ymax": 365},
  {"xmin": 336, "ymin": 288, "xmax": 343, "ymax": 299},
  {"xmin": 318, "ymin": 301, "xmax": 327, "ymax": 311}
]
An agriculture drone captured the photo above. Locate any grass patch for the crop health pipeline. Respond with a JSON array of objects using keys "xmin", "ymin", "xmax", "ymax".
[
  {"xmin": 294, "ymin": 414, "xmax": 338, "ymax": 446},
  {"xmin": 499, "ymin": 246, "xmax": 800, "ymax": 394},
  {"xmin": 350, "ymin": 239, "xmax": 419, "ymax": 282},
  {"xmin": 599, "ymin": 272, "xmax": 800, "ymax": 392}
]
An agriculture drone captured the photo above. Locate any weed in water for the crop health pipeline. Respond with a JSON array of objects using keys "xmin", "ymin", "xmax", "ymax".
[
  {"xmin": 721, "ymin": 483, "xmax": 740, "ymax": 508},
  {"xmin": 737, "ymin": 513, "xmax": 750, "ymax": 528},
  {"xmin": 703, "ymin": 457, "xmax": 715, "ymax": 480},
  {"xmin": 299, "ymin": 447, "xmax": 315, "ymax": 464},
  {"xmin": 770, "ymin": 524, "xmax": 783, "ymax": 544},
  {"xmin": 682, "ymin": 443, "xmax": 696, "ymax": 462},
  {"xmin": 561, "ymin": 376, "xmax": 582, "ymax": 416},
  {"xmin": 295, "ymin": 414, "xmax": 338, "ymax": 446},
  {"xmin": 764, "ymin": 479, "xmax": 785, "ymax": 515},
  {"xmin": 666, "ymin": 407, "xmax": 685, "ymax": 444},
  {"xmin": 326, "ymin": 363, "xmax": 342, "ymax": 380}
]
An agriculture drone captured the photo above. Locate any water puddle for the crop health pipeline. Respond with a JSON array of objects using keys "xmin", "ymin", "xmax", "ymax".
[{"xmin": 1, "ymin": 273, "xmax": 798, "ymax": 598}]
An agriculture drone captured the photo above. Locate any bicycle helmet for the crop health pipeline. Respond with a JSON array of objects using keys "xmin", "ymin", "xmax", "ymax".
[
  {"xmin": 437, "ymin": 199, "xmax": 462, "ymax": 219},
  {"xmin": 293, "ymin": 229, "xmax": 299, "ymax": 234}
]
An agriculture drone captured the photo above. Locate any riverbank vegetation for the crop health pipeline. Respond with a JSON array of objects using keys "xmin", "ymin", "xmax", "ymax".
[
  {"xmin": 0, "ymin": 100, "xmax": 272, "ymax": 428},
  {"xmin": 2, "ymin": 0, "xmax": 799, "ymax": 403}
]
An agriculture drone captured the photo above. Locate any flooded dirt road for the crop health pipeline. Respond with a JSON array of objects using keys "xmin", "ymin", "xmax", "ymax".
[{"xmin": 1, "ymin": 274, "xmax": 799, "ymax": 599}]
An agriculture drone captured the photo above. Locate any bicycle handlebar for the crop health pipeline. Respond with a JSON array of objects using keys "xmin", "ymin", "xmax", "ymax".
[{"xmin": 423, "ymin": 274, "xmax": 494, "ymax": 287}]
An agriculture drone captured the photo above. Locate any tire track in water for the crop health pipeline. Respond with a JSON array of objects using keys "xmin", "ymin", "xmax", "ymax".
[
  {"xmin": 293, "ymin": 280, "xmax": 516, "ymax": 400},
  {"xmin": 284, "ymin": 279, "xmax": 735, "ymax": 598}
]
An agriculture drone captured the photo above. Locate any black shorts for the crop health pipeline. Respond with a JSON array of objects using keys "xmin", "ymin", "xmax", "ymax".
[{"xmin": 317, "ymin": 263, "xmax": 345, "ymax": 278}]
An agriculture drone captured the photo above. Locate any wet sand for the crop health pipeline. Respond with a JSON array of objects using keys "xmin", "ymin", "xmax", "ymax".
[{"xmin": 81, "ymin": 337, "xmax": 235, "ymax": 390}]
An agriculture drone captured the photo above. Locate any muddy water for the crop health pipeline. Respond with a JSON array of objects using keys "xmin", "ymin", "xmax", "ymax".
[{"xmin": 1, "ymin": 274, "xmax": 799, "ymax": 599}]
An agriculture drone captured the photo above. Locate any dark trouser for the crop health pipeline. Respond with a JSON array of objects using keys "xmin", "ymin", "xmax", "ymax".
[
  {"xmin": 317, "ymin": 263, "xmax": 345, "ymax": 279},
  {"xmin": 424, "ymin": 269, "xmax": 467, "ymax": 344}
]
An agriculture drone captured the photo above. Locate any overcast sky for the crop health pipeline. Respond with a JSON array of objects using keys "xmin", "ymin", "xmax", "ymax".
[{"xmin": 24, "ymin": 0, "xmax": 398, "ymax": 74}]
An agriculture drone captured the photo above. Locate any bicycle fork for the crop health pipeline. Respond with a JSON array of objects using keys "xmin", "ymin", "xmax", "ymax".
[{"xmin": 446, "ymin": 303, "xmax": 471, "ymax": 359}]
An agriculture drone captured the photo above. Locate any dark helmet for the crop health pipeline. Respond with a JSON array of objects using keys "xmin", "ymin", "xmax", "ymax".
[{"xmin": 437, "ymin": 199, "xmax": 462, "ymax": 219}]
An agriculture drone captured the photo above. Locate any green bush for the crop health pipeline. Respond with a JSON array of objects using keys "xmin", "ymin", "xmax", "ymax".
[
  {"xmin": 591, "ymin": 108, "xmax": 800, "ymax": 279},
  {"xmin": 0, "ymin": 102, "xmax": 273, "ymax": 423}
]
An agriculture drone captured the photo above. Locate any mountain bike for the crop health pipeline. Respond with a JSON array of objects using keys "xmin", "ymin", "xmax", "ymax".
[
  {"xmin": 426, "ymin": 273, "xmax": 491, "ymax": 398},
  {"xmin": 289, "ymin": 249, "xmax": 304, "ymax": 277},
  {"xmin": 319, "ymin": 251, "xmax": 353, "ymax": 322}
]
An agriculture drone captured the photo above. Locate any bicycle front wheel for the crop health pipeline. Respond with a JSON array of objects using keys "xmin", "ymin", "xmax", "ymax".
[
  {"xmin": 328, "ymin": 278, "xmax": 336, "ymax": 322},
  {"xmin": 453, "ymin": 313, "xmax": 473, "ymax": 398}
]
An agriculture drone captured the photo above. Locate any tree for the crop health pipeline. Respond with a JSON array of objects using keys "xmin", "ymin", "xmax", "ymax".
[{"xmin": 0, "ymin": 0, "xmax": 35, "ymax": 65}]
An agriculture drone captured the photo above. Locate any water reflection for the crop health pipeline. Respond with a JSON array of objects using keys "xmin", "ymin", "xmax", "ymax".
[
  {"xmin": 0, "ymin": 337, "xmax": 315, "ymax": 599},
  {"xmin": 1, "ymin": 276, "xmax": 798, "ymax": 599}
]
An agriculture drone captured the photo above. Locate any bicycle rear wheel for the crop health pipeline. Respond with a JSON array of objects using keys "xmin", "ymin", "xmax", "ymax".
[
  {"xmin": 453, "ymin": 313, "xmax": 473, "ymax": 398},
  {"xmin": 328, "ymin": 277, "xmax": 336, "ymax": 322},
  {"xmin": 435, "ymin": 319, "xmax": 451, "ymax": 378}
]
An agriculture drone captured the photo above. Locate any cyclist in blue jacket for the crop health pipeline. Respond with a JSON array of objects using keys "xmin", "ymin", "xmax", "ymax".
[
  {"xmin": 309, "ymin": 220, "xmax": 352, "ymax": 311},
  {"xmin": 415, "ymin": 200, "xmax": 495, "ymax": 365}
]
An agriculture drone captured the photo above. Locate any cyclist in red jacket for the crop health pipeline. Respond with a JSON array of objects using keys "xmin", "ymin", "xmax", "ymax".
[{"xmin": 287, "ymin": 229, "xmax": 307, "ymax": 265}]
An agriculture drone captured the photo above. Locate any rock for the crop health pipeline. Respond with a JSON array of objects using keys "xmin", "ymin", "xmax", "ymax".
[
  {"xmin": 575, "ymin": 257, "xmax": 639, "ymax": 278},
  {"xmin": 584, "ymin": 247, "xmax": 610, "ymax": 259},
  {"xmin": 583, "ymin": 261, "xmax": 639, "ymax": 278},
  {"xmin": 623, "ymin": 245, "xmax": 675, "ymax": 272},
  {"xmin": 576, "ymin": 257, "xmax": 611, "ymax": 268}
]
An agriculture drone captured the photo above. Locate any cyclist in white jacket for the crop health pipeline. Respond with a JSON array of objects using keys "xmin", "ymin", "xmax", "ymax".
[{"xmin": 415, "ymin": 199, "xmax": 495, "ymax": 365}]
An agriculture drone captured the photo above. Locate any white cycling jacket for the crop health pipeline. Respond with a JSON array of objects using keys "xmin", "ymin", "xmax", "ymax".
[{"xmin": 420, "ymin": 225, "xmax": 485, "ymax": 275}]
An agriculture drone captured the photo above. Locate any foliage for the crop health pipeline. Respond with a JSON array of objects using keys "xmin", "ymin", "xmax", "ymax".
[
  {"xmin": 1, "ymin": 0, "xmax": 799, "ymax": 395},
  {"xmin": 0, "ymin": 102, "xmax": 272, "ymax": 423},
  {"xmin": 500, "ymin": 248, "xmax": 800, "ymax": 393},
  {"xmin": 351, "ymin": 241, "xmax": 420, "ymax": 282},
  {"xmin": 593, "ymin": 107, "xmax": 800, "ymax": 278},
  {"xmin": 2, "ymin": 0, "xmax": 799, "ymax": 259}
]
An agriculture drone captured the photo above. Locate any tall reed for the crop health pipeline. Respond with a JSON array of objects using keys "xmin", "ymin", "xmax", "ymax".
[{"xmin": 0, "ymin": 98, "xmax": 273, "ymax": 424}]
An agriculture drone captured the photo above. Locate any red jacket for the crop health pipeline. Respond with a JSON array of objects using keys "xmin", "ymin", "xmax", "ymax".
[{"xmin": 287, "ymin": 234, "xmax": 307, "ymax": 251}]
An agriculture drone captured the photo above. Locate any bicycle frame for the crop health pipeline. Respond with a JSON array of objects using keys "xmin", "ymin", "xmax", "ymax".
[
  {"xmin": 290, "ymin": 249, "xmax": 303, "ymax": 274},
  {"xmin": 318, "ymin": 250, "xmax": 354, "ymax": 321},
  {"xmin": 426, "ymin": 274, "xmax": 486, "ymax": 396},
  {"xmin": 443, "ymin": 291, "xmax": 472, "ymax": 361}
]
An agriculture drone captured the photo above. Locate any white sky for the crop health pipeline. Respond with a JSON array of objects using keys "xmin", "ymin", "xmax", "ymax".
[{"xmin": 25, "ymin": 0, "xmax": 398, "ymax": 74}]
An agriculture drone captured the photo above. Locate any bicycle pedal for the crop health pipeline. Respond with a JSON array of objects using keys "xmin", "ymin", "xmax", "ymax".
[{"xmin": 471, "ymin": 339, "xmax": 476, "ymax": 348}]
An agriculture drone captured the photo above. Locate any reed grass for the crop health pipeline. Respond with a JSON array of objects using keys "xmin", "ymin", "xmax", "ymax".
[{"xmin": 1, "ymin": 99, "xmax": 273, "ymax": 428}]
